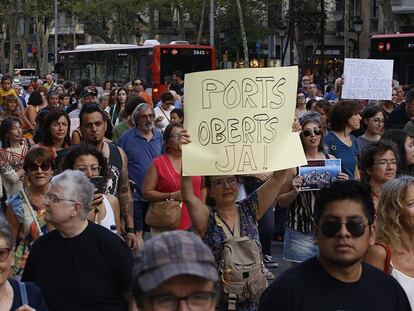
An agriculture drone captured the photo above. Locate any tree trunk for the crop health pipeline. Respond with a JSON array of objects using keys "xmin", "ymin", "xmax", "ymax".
[
  {"xmin": 8, "ymin": 15, "xmax": 17, "ymax": 72},
  {"xmin": 148, "ymin": 4, "xmax": 155, "ymax": 38},
  {"xmin": 197, "ymin": 0, "xmax": 206, "ymax": 44},
  {"xmin": 41, "ymin": 24, "xmax": 50, "ymax": 75},
  {"xmin": 235, "ymin": 0, "xmax": 249, "ymax": 67},
  {"xmin": 177, "ymin": 4, "xmax": 185, "ymax": 40},
  {"xmin": 21, "ymin": 17, "xmax": 29, "ymax": 68},
  {"xmin": 380, "ymin": 0, "xmax": 394, "ymax": 34}
]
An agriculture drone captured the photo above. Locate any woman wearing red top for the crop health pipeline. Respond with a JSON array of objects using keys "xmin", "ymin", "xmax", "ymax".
[{"xmin": 143, "ymin": 123, "xmax": 205, "ymax": 231}]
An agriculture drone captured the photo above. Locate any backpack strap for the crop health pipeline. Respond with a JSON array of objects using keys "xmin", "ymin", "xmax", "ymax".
[
  {"xmin": 19, "ymin": 282, "xmax": 28, "ymax": 305},
  {"xmin": 375, "ymin": 242, "xmax": 392, "ymax": 274}
]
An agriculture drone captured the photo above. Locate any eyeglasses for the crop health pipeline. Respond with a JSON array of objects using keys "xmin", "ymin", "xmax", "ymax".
[
  {"xmin": 370, "ymin": 118, "xmax": 385, "ymax": 124},
  {"xmin": 139, "ymin": 114, "xmax": 155, "ymax": 121},
  {"xmin": 134, "ymin": 82, "xmax": 143, "ymax": 86},
  {"xmin": 76, "ymin": 165, "xmax": 102, "ymax": 175},
  {"xmin": 211, "ymin": 177, "xmax": 238, "ymax": 187},
  {"xmin": 27, "ymin": 162, "xmax": 51, "ymax": 172},
  {"xmin": 0, "ymin": 248, "xmax": 11, "ymax": 262},
  {"xmin": 45, "ymin": 193, "xmax": 78, "ymax": 204},
  {"xmin": 319, "ymin": 220, "xmax": 369, "ymax": 238},
  {"xmin": 146, "ymin": 291, "xmax": 217, "ymax": 311},
  {"xmin": 373, "ymin": 159, "xmax": 397, "ymax": 167},
  {"xmin": 302, "ymin": 129, "xmax": 322, "ymax": 137}
]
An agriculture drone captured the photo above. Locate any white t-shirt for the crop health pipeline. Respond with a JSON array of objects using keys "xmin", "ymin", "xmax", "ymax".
[{"xmin": 154, "ymin": 105, "xmax": 175, "ymax": 131}]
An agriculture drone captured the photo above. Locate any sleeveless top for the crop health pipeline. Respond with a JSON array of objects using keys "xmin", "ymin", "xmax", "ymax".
[
  {"xmin": 107, "ymin": 142, "xmax": 122, "ymax": 196},
  {"xmin": 153, "ymin": 154, "xmax": 201, "ymax": 230},
  {"xmin": 287, "ymin": 154, "xmax": 329, "ymax": 233},
  {"xmin": 391, "ymin": 264, "xmax": 414, "ymax": 310},
  {"xmin": 99, "ymin": 195, "xmax": 117, "ymax": 234}
]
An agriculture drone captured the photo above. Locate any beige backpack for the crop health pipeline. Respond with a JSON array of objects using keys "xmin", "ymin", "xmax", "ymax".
[{"xmin": 217, "ymin": 213, "xmax": 268, "ymax": 310}]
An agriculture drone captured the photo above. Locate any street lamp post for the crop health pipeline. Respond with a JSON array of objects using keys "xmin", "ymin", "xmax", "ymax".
[
  {"xmin": 278, "ymin": 26, "xmax": 287, "ymax": 66},
  {"xmin": 219, "ymin": 31, "xmax": 225, "ymax": 69},
  {"xmin": 54, "ymin": 0, "xmax": 58, "ymax": 65},
  {"xmin": 353, "ymin": 16, "xmax": 363, "ymax": 58}
]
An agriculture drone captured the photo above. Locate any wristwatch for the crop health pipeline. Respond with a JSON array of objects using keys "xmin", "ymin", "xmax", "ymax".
[{"xmin": 126, "ymin": 228, "xmax": 135, "ymax": 234}]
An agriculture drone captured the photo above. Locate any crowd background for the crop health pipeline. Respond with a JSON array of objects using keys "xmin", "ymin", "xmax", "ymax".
[{"xmin": 0, "ymin": 69, "xmax": 413, "ymax": 310}]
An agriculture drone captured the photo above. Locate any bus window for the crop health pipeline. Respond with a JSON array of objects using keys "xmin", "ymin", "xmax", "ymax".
[{"xmin": 114, "ymin": 53, "xmax": 130, "ymax": 84}]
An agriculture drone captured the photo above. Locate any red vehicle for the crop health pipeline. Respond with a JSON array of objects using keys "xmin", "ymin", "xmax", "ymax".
[
  {"xmin": 370, "ymin": 33, "xmax": 414, "ymax": 85},
  {"xmin": 59, "ymin": 42, "xmax": 216, "ymax": 101}
]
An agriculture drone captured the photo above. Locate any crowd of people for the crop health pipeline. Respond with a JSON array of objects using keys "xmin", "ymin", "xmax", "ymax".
[{"xmin": 0, "ymin": 69, "xmax": 413, "ymax": 311}]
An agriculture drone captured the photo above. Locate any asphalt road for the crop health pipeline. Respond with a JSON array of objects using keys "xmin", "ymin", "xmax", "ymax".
[{"xmin": 268, "ymin": 240, "xmax": 291, "ymax": 280}]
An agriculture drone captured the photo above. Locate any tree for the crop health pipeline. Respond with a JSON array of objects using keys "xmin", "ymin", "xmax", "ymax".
[{"xmin": 235, "ymin": 0, "xmax": 249, "ymax": 67}]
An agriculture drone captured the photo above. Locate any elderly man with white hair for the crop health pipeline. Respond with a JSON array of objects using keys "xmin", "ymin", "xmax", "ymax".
[{"xmin": 22, "ymin": 170, "xmax": 133, "ymax": 311}]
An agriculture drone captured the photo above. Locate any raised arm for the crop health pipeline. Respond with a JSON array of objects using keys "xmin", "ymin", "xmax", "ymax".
[
  {"xmin": 276, "ymin": 168, "xmax": 301, "ymax": 208},
  {"xmin": 256, "ymin": 169, "xmax": 290, "ymax": 220}
]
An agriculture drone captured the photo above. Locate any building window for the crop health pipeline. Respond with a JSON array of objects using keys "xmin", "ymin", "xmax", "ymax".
[{"xmin": 372, "ymin": 0, "xmax": 378, "ymax": 18}]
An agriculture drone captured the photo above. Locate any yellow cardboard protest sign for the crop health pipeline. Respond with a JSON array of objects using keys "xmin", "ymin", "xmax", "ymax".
[{"xmin": 183, "ymin": 66, "xmax": 307, "ymax": 176}]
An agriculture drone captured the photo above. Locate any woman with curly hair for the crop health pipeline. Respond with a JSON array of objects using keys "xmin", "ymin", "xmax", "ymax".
[{"xmin": 365, "ymin": 176, "xmax": 414, "ymax": 309}]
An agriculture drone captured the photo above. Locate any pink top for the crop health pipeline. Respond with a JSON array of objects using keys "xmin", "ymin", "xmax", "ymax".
[{"xmin": 153, "ymin": 154, "xmax": 202, "ymax": 230}]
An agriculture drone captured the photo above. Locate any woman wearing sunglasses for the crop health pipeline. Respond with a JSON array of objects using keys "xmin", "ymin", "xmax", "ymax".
[
  {"xmin": 324, "ymin": 100, "xmax": 361, "ymax": 180},
  {"xmin": 278, "ymin": 112, "xmax": 348, "ymax": 265},
  {"xmin": 0, "ymin": 216, "xmax": 48, "ymax": 310},
  {"xmin": 365, "ymin": 176, "xmax": 414, "ymax": 309},
  {"xmin": 4, "ymin": 147, "xmax": 54, "ymax": 276},
  {"xmin": 0, "ymin": 117, "xmax": 34, "ymax": 199}
]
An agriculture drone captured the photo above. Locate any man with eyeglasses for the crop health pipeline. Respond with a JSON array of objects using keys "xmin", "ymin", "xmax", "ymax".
[
  {"xmin": 117, "ymin": 103, "xmax": 163, "ymax": 246},
  {"xmin": 131, "ymin": 77, "xmax": 153, "ymax": 107},
  {"xmin": 132, "ymin": 230, "xmax": 218, "ymax": 311},
  {"xmin": 259, "ymin": 181, "xmax": 411, "ymax": 311},
  {"xmin": 22, "ymin": 170, "xmax": 133, "ymax": 311}
]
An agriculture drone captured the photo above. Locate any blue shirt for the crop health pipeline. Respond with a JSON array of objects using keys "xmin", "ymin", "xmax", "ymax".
[
  {"xmin": 323, "ymin": 132, "xmax": 359, "ymax": 180},
  {"xmin": 117, "ymin": 128, "xmax": 163, "ymax": 202}
]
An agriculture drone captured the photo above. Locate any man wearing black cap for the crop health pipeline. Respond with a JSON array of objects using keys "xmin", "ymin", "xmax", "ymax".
[
  {"xmin": 68, "ymin": 87, "xmax": 98, "ymax": 118},
  {"xmin": 132, "ymin": 230, "xmax": 219, "ymax": 311}
]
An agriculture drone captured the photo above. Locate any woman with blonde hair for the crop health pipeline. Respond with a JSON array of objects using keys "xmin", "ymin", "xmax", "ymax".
[{"xmin": 365, "ymin": 175, "xmax": 414, "ymax": 309}]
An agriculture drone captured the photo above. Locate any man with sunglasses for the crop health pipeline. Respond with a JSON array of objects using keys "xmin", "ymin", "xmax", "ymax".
[{"xmin": 259, "ymin": 181, "xmax": 411, "ymax": 311}]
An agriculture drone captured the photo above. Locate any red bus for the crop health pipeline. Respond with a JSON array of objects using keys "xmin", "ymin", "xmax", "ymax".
[
  {"xmin": 58, "ymin": 42, "xmax": 216, "ymax": 101},
  {"xmin": 370, "ymin": 33, "xmax": 414, "ymax": 85}
]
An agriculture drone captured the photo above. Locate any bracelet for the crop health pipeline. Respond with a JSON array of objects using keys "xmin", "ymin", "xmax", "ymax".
[{"xmin": 126, "ymin": 228, "xmax": 135, "ymax": 234}]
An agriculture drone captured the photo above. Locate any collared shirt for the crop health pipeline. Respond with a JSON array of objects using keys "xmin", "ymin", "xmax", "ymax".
[{"xmin": 117, "ymin": 128, "xmax": 163, "ymax": 202}]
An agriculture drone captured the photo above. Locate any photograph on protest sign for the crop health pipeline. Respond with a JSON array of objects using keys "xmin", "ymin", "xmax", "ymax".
[
  {"xmin": 299, "ymin": 159, "xmax": 341, "ymax": 191},
  {"xmin": 182, "ymin": 67, "xmax": 307, "ymax": 176},
  {"xmin": 341, "ymin": 58, "xmax": 394, "ymax": 100}
]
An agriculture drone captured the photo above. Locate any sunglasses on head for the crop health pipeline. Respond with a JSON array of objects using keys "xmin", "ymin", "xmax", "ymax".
[
  {"xmin": 319, "ymin": 220, "xmax": 369, "ymax": 238},
  {"xmin": 302, "ymin": 129, "xmax": 322, "ymax": 137},
  {"xmin": 27, "ymin": 162, "xmax": 51, "ymax": 172},
  {"xmin": 0, "ymin": 247, "xmax": 11, "ymax": 262}
]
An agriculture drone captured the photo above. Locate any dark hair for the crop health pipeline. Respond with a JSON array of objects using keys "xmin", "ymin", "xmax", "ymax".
[
  {"xmin": 0, "ymin": 117, "xmax": 22, "ymax": 148},
  {"xmin": 163, "ymin": 123, "xmax": 183, "ymax": 152},
  {"xmin": 63, "ymin": 80, "xmax": 73, "ymax": 90},
  {"xmin": 326, "ymin": 85, "xmax": 333, "ymax": 93},
  {"xmin": 406, "ymin": 88, "xmax": 414, "ymax": 104},
  {"xmin": 171, "ymin": 108, "xmax": 184, "ymax": 121},
  {"xmin": 59, "ymin": 93, "xmax": 70, "ymax": 100},
  {"xmin": 329, "ymin": 100, "xmax": 360, "ymax": 132},
  {"xmin": 381, "ymin": 129, "xmax": 412, "ymax": 174},
  {"xmin": 28, "ymin": 91, "xmax": 43, "ymax": 106},
  {"xmin": 359, "ymin": 139, "xmax": 399, "ymax": 182},
  {"xmin": 306, "ymin": 99, "xmax": 318, "ymax": 111},
  {"xmin": 3, "ymin": 95, "xmax": 18, "ymax": 105},
  {"xmin": 41, "ymin": 110, "xmax": 71, "ymax": 148},
  {"xmin": 102, "ymin": 80, "xmax": 112, "ymax": 90},
  {"xmin": 81, "ymin": 78, "xmax": 92, "ymax": 89},
  {"xmin": 1, "ymin": 74, "xmax": 12, "ymax": 83},
  {"xmin": 60, "ymin": 143, "xmax": 109, "ymax": 182},
  {"xmin": 172, "ymin": 70, "xmax": 183, "ymax": 80},
  {"xmin": 314, "ymin": 181, "xmax": 375, "ymax": 225},
  {"xmin": 103, "ymin": 112, "xmax": 113, "ymax": 140},
  {"xmin": 161, "ymin": 91, "xmax": 174, "ymax": 102},
  {"xmin": 79, "ymin": 103, "xmax": 106, "ymax": 126},
  {"xmin": 124, "ymin": 95, "xmax": 146, "ymax": 116},
  {"xmin": 361, "ymin": 105, "xmax": 383, "ymax": 126},
  {"xmin": 23, "ymin": 146, "xmax": 55, "ymax": 172}
]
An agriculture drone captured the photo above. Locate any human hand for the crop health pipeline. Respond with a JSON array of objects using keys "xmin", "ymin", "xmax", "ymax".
[
  {"xmin": 91, "ymin": 193, "xmax": 104, "ymax": 209},
  {"xmin": 336, "ymin": 173, "xmax": 349, "ymax": 181},
  {"xmin": 255, "ymin": 172, "xmax": 273, "ymax": 182},
  {"xmin": 170, "ymin": 191, "xmax": 182, "ymax": 201},
  {"xmin": 291, "ymin": 117, "xmax": 302, "ymax": 133},
  {"xmin": 178, "ymin": 129, "xmax": 192, "ymax": 145},
  {"xmin": 291, "ymin": 175, "xmax": 303, "ymax": 193},
  {"xmin": 154, "ymin": 116, "xmax": 164, "ymax": 123},
  {"xmin": 125, "ymin": 232, "xmax": 138, "ymax": 249}
]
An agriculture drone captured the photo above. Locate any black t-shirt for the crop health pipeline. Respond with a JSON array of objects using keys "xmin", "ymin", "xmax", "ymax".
[
  {"xmin": 22, "ymin": 222, "xmax": 133, "ymax": 311},
  {"xmin": 258, "ymin": 257, "xmax": 411, "ymax": 311},
  {"xmin": 9, "ymin": 279, "xmax": 48, "ymax": 311},
  {"xmin": 385, "ymin": 105, "xmax": 410, "ymax": 130}
]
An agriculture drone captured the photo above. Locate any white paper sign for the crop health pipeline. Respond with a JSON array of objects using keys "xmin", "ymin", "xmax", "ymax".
[{"xmin": 342, "ymin": 58, "xmax": 393, "ymax": 100}]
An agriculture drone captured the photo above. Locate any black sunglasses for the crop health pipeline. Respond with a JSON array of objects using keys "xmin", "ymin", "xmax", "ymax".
[
  {"xmin": 302, "ymin": 129, "xmax": 322, "ymax": 137},
  {"xmin": 319, "ymin": 220, "xmax": 369, "ymax": 238},
  {"xmin": 27, "ymin": 162, "xmax": 51, "ymax": 172}
]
